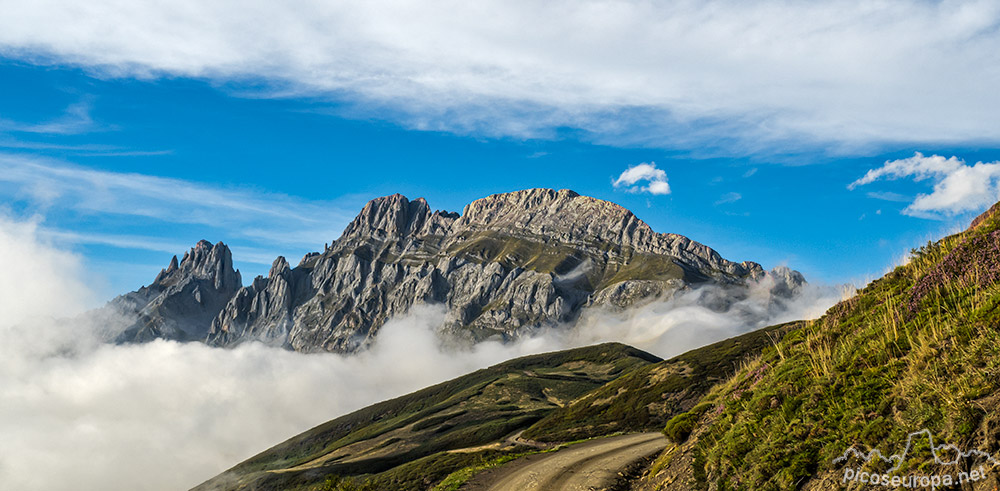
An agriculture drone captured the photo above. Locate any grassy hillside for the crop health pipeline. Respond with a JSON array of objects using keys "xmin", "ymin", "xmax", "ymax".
[
  {"xmin": 195, "ymin": 306, "xmax": 805, "ymax": 490},
  {"xmin": 642, "ymin": 204, "xmax": 1000, "ymax": 489},
  {"xmin": 193, "ymin": 343, "xmax": 659, "ymax": 491},
  {"xmin": 521, "ymin": 321, "xmax": 801, "ymax": 442}
]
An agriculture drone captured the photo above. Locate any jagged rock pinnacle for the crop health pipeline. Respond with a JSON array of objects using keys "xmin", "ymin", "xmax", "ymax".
[{"xmin": 106, "ymin": 240, "xmax": 242, "ymax": 343}]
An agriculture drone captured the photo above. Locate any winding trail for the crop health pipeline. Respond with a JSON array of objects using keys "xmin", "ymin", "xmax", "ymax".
[{"xmin": 467, "ymin": 432, "xmax": 667, "ymax": 491}]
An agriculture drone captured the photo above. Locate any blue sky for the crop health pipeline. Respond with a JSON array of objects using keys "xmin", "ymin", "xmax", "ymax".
[{"xmin": 1, "ymin": 2, "xmax": 999, "ymax": 301}]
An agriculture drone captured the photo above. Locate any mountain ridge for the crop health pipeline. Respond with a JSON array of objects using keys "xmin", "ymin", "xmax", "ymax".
[{"xmin": 101, "ymin": 188, "xmax": 800, "ymax": 353}]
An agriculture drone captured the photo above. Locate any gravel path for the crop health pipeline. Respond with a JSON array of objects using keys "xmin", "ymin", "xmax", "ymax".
[{"xmin": 466, "ymin": 432, "xmax": 667, "ymax": 491}]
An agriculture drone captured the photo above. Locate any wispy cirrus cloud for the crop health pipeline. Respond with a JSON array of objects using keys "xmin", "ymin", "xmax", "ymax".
[
  {"xmin": 0, "ymin": 100, "xmax": 176, "ymax": 157},
  {"xmin": 0, "ymin": 2, "xmax": 998, "ymax": 151},
  {"xmin": 865, "ymin": 191, "xmax": 911, "ymax": 203},
  {"xmin": 0, "ymin": 153, "xmax": 347, "ymax": 229},
  {"xmin": 37, "ymin": 229, "xmax": 195, "ymax": 256},
  {"xmin": 0, "ymin": 101, "xmax": 101, "ymax": 135},
  {"xmin": 0, "ymin": 153, "xmax": 353, "ymax": 270},
  {"xmin": 0, "ymin": 139, "xmax": 174, "ymax": 157},
  {"xmin": 0, "ymin": 140, "xmax": 117, "ymax": 151},
  {"xmin": 715, "ymin": 192, "xmax": 742, "ymax": 205},
  {"xmin": 613, "ymin": 162, "xmax": 670, "ymax": 195},
  {"xmin": 850, "ymin": 152, "xmax": 1000, "ymax": 218}
]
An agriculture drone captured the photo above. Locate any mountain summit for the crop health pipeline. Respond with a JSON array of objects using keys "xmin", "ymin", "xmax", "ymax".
[
  {"xmin": 103, "ymin": 189, "xmax": 798, "ymax": 352},
  {"xmin": 108, "ymin": 240, "xmax": 242, "ymax": 342}
]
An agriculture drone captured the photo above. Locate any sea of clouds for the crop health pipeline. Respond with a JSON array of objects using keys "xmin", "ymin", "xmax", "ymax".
[{"xmin": 0, "ymin": 213, "xmax": 846, "ymax": 490}]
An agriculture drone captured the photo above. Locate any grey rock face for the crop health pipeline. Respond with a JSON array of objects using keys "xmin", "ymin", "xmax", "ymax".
[
  {"xmin": 207, "ymin": 255, "xmax": 311, "ymax": 347},
  {"xmin": 106, "ymin": 240, "xmax": 242, "ymax": 342},
  {"xmin": 205, "ymin": 189, "xmax": 775, "ymax": 352},
  {"xmin": 766, "ymin": 265, "xmax": 807, "ymax": 298},
  {"xmin": 98, "ymin": 189, "xmax": 796, "ymax": 352}
]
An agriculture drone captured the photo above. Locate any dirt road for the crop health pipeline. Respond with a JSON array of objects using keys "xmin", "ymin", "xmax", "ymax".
[{"xmin": 466, "ymin": 432, "xmax": 667, "ymax": 491}]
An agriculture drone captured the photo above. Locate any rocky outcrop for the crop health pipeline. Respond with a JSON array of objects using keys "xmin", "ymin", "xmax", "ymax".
[
  {"xmin": 106, "ymin": 240, "xmax": 242, "ymax": 342},
  {"xmin": 203, "ymin": 189, "xmax": 789, "ymax": 352},
  {"xmin": 206, "ymin": 256, "xmax": 310, "ymax": 347}
]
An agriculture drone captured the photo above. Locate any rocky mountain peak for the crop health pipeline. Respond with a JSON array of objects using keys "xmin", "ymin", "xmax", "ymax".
[
  {"xmin": 456, "ymin": 188, "xmax": 654, "ymax": 248},
  {"xmin": 155, "ymin": 255, "xmax": 181, "ymax": 283},
  {"xmin": 337, "ymin": 193, "xmax": 461, "ymax": 245},
  {"xmin": 269, "ymin": 256, "xmax": 291, "ymax": 279},
  {"xmin": 338, "ymin": 188, "xmax": 662, "ymax": 248},
  {"xmin": 158, "ymin": 239, "xmax": 241, "ymax": 291},
  {"xmin": 340, "ymin": 194, "xmax": 433, "ymax": 240},
  {"xmin": 106, "ymin": 239, "xmax": 244, "ymax": 343}
]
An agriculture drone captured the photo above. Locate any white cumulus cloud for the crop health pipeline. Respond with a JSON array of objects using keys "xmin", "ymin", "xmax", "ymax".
[
  {"xmin": 613, "ymin": 162, "xmax": 671, "ymax": 195},
  {"xmin": 849, "ymin": 152, "xmax": 1000, "ymax": 218}
]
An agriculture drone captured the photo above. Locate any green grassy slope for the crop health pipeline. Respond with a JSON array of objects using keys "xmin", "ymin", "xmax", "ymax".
[
  {"xmin": 195, "ymin": 307, "xmax": 805, "ymax": 491},
  {"xmin": 644, "ymin": 204, "xmax": 1000, "ymax": 490},
  {"xmin": 192, "ymin": 343, "xmax": 659, "ymax": 491},
  {"xmin": 521, "ymin": 321, "xmax": 801, "ymax": 442}
]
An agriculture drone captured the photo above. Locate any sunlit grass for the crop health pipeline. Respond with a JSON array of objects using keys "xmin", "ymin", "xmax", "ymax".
[{"xmin": 660, "ymin": 211, "xmax": 1000, "ymax": 489}]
